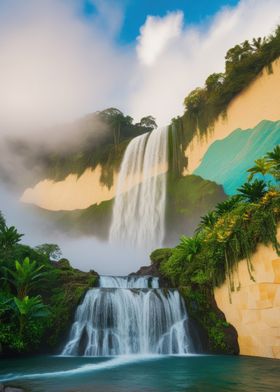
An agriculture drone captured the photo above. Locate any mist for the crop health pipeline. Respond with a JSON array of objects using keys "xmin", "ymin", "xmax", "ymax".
[
  {"xmin": 0, "ymin": 0, "xmax": 132, "ymax": 137},
  {"xmin": 0, "ymin": 0, "xmax": 280, "ymax": 137},
  {"xmin": 0, "ymin": 183, "xmax": 148, "ymax": 275},
  {"xmin": 1, "ymin": 0, "xmax": 280, "ymax": 274}
]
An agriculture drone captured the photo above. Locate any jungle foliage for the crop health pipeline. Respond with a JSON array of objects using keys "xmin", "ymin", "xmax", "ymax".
[
  {"xmin": 0, "ymin": 220, "xmax": 98, "ymax": 355},
  {"xmin": 169, "ymin": 26, "xmax": 280, "ymax": 176},
  {"xmin": 155, "ymin": 147, "xmax": 280, "ymax": 352},
  {"xmin": 42, "ymin": 109, "xmax": 157, "ymax": 188}
]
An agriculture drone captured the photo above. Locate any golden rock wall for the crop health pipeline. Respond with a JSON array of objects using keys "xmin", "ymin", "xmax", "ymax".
[
  {"xmin": 22, "ymin": 60, "xmax": 280, "ymax": 211},
  {"xmin": 185, "ymin": 59, "xmax": 280, "ymax": 174},
  {"xmin": 214, "ymin": 230, "xmax": 280, "ymax": 358}
]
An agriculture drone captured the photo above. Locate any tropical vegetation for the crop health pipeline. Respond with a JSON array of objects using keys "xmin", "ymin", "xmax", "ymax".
[
  {"xmin": 153, "ymin": 146, "xmax": 280, "ymax": 352},
  {"xmin": 41, "ymin": 108, "xmax": 157, "ymax": 188},
  {"xmin": 0, "ymin": 218, "xmax": 98, "ymax": 355},
  {"xmin": 169, "ymin": 26, "xmax": 280, "ymax": 176}
]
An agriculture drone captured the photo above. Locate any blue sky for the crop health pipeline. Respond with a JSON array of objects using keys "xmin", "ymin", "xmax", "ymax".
[
  {"xmin": 0, "ymin": 0, "xmax": 279, "ymax": 129},
  {"xmin": 83, "ymin": 0, "xmax": 239, "ymax": 43}
]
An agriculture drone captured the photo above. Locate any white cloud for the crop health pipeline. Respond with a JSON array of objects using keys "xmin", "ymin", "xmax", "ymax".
[
  {"xmin": 0, "ymin": 0, "xmax": 130, "ymax": 136},
  {"xmin": 136, "ymin": 12, "xmax": 183, "ymax": 66},
  {"xmin": 1, "ymin": 0, "xmax": 280, "ymax": 272},
  {"xmin": 130, "ymin": 0, "xmax": 280, "ymax": 126},
  {"xmin": 0, "ymin": 0, "xmax": 280, "ymax": 134}
]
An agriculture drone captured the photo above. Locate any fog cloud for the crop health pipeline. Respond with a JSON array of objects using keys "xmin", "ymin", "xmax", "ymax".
[
  {"xmin": 1, "ymin": 0, "xmax": 280, "ymax": 273},
  {"xmin": 0, "ymin": 185, "xmax": 148, "ymax": 274},
  {"xmin": 0, "ymin": 0, "xmax": 131, "ymax": 137},
  {"xmin": 1, "ymin": 0, "xmax": 280, "ymax": 133},
  {"xmin": 130, "ymin": 0, "xmax": 280, "ymax": 125}
]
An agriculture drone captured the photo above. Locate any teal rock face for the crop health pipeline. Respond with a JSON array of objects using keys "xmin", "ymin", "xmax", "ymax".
[{"xmin": 194, "ymin": 120, "xmax": 280, "ymax": 195}]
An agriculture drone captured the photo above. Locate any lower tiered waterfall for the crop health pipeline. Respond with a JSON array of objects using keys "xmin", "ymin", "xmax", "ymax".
[
  {"xmin": 62, "ymin": 276, "xmax": 193, "ymax": 356},
  {"xmin": 109, "ymin": 126, "xmax": 168, "ymax": 249}
]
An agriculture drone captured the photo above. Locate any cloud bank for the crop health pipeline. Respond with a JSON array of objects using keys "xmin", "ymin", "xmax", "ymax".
[
  {"xmin": 1, "ymin": 0, "xmax": 280, "ymax": 272},
  {"xmin": 0, "ymin": 0, "xmax": 130, "ymax": 136},
  {"xmin": 131, "ymin": 0, "xmax": 280, "ymax": 125},
  {"xmin": 0, "ymin": 0, "xmax": 280, "ymax": 135}
]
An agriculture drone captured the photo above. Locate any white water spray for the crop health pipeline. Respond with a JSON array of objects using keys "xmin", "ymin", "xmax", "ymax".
[
  {"xmin": 109, "ymin": 126, "xmax": 169, "ymax": 249},
  {"xmin": 62, "ymin": 276, "xmax": 192, "ymax": 356},
  {"xmin": 99, "ymin": 275, "xmax": 159, "ymax": 288}
]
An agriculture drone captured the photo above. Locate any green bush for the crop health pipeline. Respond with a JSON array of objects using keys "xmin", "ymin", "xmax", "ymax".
[
  {"xmin": 0, "ymin": 219, "xmax": 98, "ymax": 356},
  {"xmin": 158, "ymin": 148, "xmax": 280, "ymax": 353}
]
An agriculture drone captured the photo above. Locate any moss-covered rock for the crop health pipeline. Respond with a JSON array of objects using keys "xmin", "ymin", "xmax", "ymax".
[
  {"xmin": 42, "ymin": 261, "xmax": 98, "ymax": 352},
  {"xmin": 150, "ymin": 248, "xmax": 173, "ymax": 265},
  {"xmin": 0, "ymin": 248, "xmax": 99, "ymax": 357},
  {"xmin": 180, "ymin": 285, "xmax": 239, "ymax": 355},
  {"xmin": 148, "ymin": 248, "xmax": 238, "ymax": 353}
]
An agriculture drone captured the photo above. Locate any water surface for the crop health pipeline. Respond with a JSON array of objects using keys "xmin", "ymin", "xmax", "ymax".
[{"xmin": 1, "ymin": 354, "xmax": 279, "ymax": 391}]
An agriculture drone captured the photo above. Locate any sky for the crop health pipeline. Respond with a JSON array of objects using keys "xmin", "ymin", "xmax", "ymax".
[
  {"xmin": 1, "ymin": 0, "xmax": 280, "ymax": 273},
  {"xmin": 83, "ymin": 0, "xmax": 240, "ymax": 43},
  {"xmin": 0, "ymin": 0, "xmax": 280, "ymax": 134}
]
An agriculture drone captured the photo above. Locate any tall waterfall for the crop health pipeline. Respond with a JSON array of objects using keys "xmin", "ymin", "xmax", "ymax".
[
  {"xmin": 62, "ymin": 276, "xmax": 193, "ymax": 356},
  {"xmin": 109, "ymin": 126, "xmax": 169, "ymax": 249}
]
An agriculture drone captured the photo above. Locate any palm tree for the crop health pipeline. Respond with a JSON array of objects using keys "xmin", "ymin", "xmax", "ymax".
[
  {"xmin": 14, "ymin": 295, "xmax": 49, "ymax": 336},
  {"xmin": 247, "ymin": 158, "xmax": 272, "ymax": 182},
  {"xmin": 215, "ymin": 195, "xmax": 243, "ymax": 216},
  {"xmin": 0, "ymin": 211, "xmax": 5, "ymax": 230},
  {"xmin": 196, "ymin": 211, "xmax": 217, "ymax": 233},
  {"xmin": 252, "ymin": 37, "xmax": 264, "ymax": 51},
  {"xmin": 240, "ymin": 40, "xmax": 253, "ymax": 59},
  {"xmin": 0, "ymin": 225, "xmax": 23, "ymax": 252},
  {"xmin": 237, "ymin": 179, "xmax": 267, "ymax": 203},
  {"xmin": 5, "ymin": 257, "xmax": 47, "ymax": 299},
  {"xmin": 174, "ymin": 235, "xmax": 202, "ymax": 263},
  {"xmin": 266, "ymin": 145, "xmax": 280, "ymax": 181},
  {"xmin": 267, "ymin": 145, "xmax": 280, "ymax": 163}
]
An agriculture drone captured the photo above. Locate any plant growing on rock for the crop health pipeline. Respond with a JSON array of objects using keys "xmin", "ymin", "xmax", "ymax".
[{"xmin": 156, "ymin": 148, "xmax": 280, "ymax": 353}]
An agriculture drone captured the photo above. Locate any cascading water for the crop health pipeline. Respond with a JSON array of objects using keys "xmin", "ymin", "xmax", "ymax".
[
  {"xmin": 109, "ymin": 126, "xmax": 169, "ymax": 249},
  {"xmin": 99, "ymin": 275, "xmax": 160, "ymax": 289},
  {"xmin": 62, "ymin": 276, "xmax": 193, "ymax": 356}
]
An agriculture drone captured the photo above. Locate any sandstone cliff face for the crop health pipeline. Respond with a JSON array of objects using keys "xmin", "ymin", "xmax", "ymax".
[
  {"xmin": 214, "ymin": 230, "xmax": 280, "ymax": 359},
  {"xmin": 21, "ymin": 165, "xmax": 117, "ymax": 211},
  {"xmin": 21, "ymin": 59, "xmax": 280, "ymax": 211},
  {"xmin": 185, "ymin": 59, "xmax": 280, "ymax": 174}
]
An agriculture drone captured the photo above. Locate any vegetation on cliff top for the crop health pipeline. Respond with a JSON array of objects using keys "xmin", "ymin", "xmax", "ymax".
[
  {"xmin": 42, "ymin": 109, "xmax": 157, "ymax": 188},
  {"xmin": 169, "ymin": 26, "xmax": 280, "ymax": 176},
  {"xmin": 153, "ymin": 146, "xmax": 280, "ymax": 353},
  {"xmin": 0, "ymin": 218, "xmax": 98, "ymax": 355}
]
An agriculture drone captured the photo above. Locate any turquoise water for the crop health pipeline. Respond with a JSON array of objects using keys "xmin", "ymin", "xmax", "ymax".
[
  {"xmin": 194, "ymin": 120, "xmax": 280, "ymax": 195},
  {"xmin": 1, "ymin": 355, "xmax": 280, "ymax": 391}
]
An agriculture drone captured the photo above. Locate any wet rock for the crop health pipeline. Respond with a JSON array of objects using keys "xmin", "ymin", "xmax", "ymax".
[{"xmin": 130, "ymin": 248, "xmax": 173, "ymax": 287}]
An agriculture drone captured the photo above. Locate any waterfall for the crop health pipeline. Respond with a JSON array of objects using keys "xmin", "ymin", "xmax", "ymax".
[
  {"xmin": 109, "ymin": 126, "xmax": 169, "ymax": 249},
  {"xmin": 99, "ymin": 275, "xmax": 159, "ymax": 289},
  {"xmin": 62, "ymin": 276, "xmax": 193, "ymax": 356}
]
